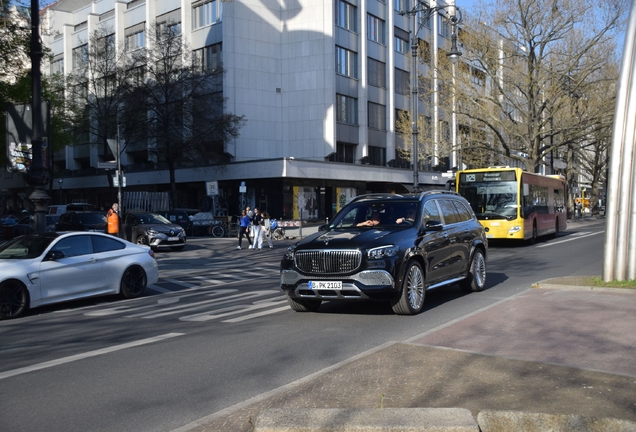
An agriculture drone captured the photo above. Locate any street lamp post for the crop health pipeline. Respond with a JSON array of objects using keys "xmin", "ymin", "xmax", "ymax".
[
  {"xmin": 27, "ymin": 0, "xmax": 50, "ymax": 232},
  {"xmin": 400, "ymin": 0, "xmax": 462, "ymax": 191}
]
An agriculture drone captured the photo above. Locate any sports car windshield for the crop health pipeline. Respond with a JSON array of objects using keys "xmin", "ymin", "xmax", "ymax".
[{"xmin": 0, "ymin": 236, "xmax": 56, "ymax": 259}]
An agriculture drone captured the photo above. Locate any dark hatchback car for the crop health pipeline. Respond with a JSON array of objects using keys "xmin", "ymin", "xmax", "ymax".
[
  {"xmin": 280, "ymin": 191, "xmax": 488, "ymax": 315},
  {"xmin": 55, "ymin": 211, "xmax": 107, "ymax": 232},
  {"xmin": 6, "ymin": 215, "xmax": 59, "ymax": 239},
  {"xmin": 122, "ymin": 212, "xmax": 186, "ymax": 251}
]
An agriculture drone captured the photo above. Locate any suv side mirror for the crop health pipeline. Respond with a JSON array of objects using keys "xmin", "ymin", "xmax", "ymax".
[
  {"xmin": 318, "ymin": 224, "xmax": 329, "ymax": 231},
  {"xmin": 423, "ymin": 220, "xmax": 443, "ymax": 231}
]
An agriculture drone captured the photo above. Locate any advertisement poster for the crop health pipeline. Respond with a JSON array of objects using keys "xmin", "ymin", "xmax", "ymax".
[
  {"xmin": 336, "ymin": 187, "xmax": 357, "ymax": 213},
  {"xmin": 293, "ymin": 186, "xmax": 318, "ymax": 220}
]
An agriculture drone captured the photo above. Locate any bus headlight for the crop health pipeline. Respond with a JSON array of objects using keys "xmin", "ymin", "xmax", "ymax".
[{"xmin": 508, "ymin": 226, "xmax": 522, "ymax": 234}]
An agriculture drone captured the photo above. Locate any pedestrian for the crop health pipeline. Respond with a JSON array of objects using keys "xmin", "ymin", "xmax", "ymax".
[
  {"xmin": 246, "ymin": 206, "xmax": 254, "ymax": 249},
  {"xmin": 106, "ymin": 203, "xmax": 120, "ymax": 237},
  {"xmin": 251, "ymin": 207, "xmax": 264, "ymax": 250},
  {"xmin": 236, "ymin": 209, "xmax": 251, "ymax": 250},
  {"xmin": 262, "ymin": 211, "xmax": 274, "ymax": 249}
]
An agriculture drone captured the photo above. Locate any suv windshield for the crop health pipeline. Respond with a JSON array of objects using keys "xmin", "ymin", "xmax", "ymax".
[
  {"xmin": 77, "ymin": 213, "xmax": 107, "ymax": 224},
  {"xmin": 137, "ymin": 213, "xmax": 171, "ymax": 225},
  {"xmin": 332, "ymin": 200, "xmax": 419, "ymax": 228}
]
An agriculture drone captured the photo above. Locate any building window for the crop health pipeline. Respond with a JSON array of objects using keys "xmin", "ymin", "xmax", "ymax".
[
  {"xmin": 367, "ymin": 58, "xmax": 386, "ymax": 88},
  {"xmin": 368, "ymin": 146, "xmax": 386, "ymax": 166},
  {"xmin": 395, "ymin": 34, "xmax": 409, "ymax": 54},
  {"xmin": 336, "ymin": 0, "xmax": 356, "ymax": 33},
  {"xmin": 368, "ymin": 102, "xmax": 386, "ymax": 130},
  {"xmin": 418, "ymin": 9, "xmax": 432, "ymax": 28},
  {"xmin": 394, "ymin": 0, "xmax": 409, "ymax": 12},
  {"xmin": 438, "ymin": 15, "xmax": 450, "ymax": 38},
  {"xmin": 193, "ymin": 0, "xmax": 222, "ymax": 30},
  {"xmin": 126, "ymin": 30, "xmax": 145, "ymax": 51},
  {"xmin": 336, "ymin": 46, "xmax": 357, "ymax": 78},
  {"xmin": 193, "ymin": 43, "xmax": 222, "ymax": 71},
  {"xmin": 335, "ymin": 142, "xmax": 356, "ymax": 163},
  {"xmin": 471, "ymin": 67, "xmax": 485, "ymax": 86},
  {"xmin": 336, "ymin": 94, "xmax": 358, "ymax": 125},
  {"xmin": 440, "ymin": 120, "xmax": 450, "ymax": 143},
  {"xmin": 158, "ymin": 21, "xmax": 181, "ymax": 37},
  {"xmin": 395, "ymin": 68, "xmax": 409, "ymax": 95},
  {"xmin": 367, "ymin": 14, "xmax": 385, "ymax": 44},
  {"xmin": 50, "ymin": 57, "xmax": 64, "ymax": 74},
  {"xmin": 72, "ymin": 44, "xmax": 88, "ymax": 69}
]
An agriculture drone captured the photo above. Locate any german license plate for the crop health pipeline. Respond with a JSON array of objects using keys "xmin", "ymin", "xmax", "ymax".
[
  {"xmin": 168, "ymin": 237, "xmax": 179, "ymax": 241},
  {"xmin": 309, "ymin": 281, "xmax": 342, "ymax": 290}
]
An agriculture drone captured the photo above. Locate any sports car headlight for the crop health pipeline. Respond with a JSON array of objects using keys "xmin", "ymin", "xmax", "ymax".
[
  {"xmin": 283, "ymin": 245, "xmax": 296, "ymax": 260},
  {"xmin": 367, "ymin": 245, "xmax": 399, "ymax": 260}
]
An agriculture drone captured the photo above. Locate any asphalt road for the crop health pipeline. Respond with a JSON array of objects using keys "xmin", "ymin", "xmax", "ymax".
[{"xmin": 0, "ymin": 218, "xmax": 607, "ymax": 432}]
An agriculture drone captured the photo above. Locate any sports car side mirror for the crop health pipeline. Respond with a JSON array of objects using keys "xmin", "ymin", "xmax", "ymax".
[{"xmin": 45, "ymin": 250, "xmax": 66, "ymax": 261}]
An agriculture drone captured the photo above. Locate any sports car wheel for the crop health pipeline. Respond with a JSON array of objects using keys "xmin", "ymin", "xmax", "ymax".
[
  {"xmin": 286, "ymin": 294, "xmax": 322, "ymax": 312},
  {"xmin": 0, "ymin": 280, "xmax": 29, "ymax": 320},
  {"xmin": 459, "ymin": 249, "xmax": 487, "ymax": 293},
  {"xmin": 391, "ymin": 260, "xmax": 425, "ymax": 315},
  {"xmin": 120, "ymin": 266, "xmax": 147, "ymax": 299}
]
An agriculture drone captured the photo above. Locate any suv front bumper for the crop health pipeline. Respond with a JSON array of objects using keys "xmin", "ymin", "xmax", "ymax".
[{"xmin": 280, "ymin": 269, "xmax": 397, "ymax": 301}]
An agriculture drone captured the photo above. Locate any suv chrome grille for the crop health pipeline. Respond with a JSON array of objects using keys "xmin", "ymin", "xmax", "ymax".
[{"xmin": 295, "ymin": 250, "xmax": 361, "ymax": 274}]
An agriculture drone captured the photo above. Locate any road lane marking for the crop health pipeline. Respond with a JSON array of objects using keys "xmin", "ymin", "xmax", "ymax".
[
  {"xmin": 0, "ymin": 333, "xmax": 183, "ymax": 380},
  {"xmin": 537, "ymin": 230, "xmax": 604, "ymax": 248},
  {"xmin": 132, "ymin": 290, "xmax": 279, "ymax": 319},
  {"xmin": 222, "ymin": 305, "xmax": 291, "ymax": 323},
  {"xmin": 181, "ymin": 297, "xmax": 287, "ymax": 322}
]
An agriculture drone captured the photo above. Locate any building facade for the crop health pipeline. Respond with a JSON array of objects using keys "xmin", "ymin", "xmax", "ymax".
[{"xmin": 4, "ymin": 0, "xmax": 461, "ymax": 220}]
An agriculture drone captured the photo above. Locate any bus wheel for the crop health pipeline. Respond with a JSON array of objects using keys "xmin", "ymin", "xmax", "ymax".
[
  {"xmin": 528, "ymin": 223, "xmax": 538, "ymax": 245},
  {"xmin": 553, "ymin": 219, "xmax": 559, "ymax": 238}
]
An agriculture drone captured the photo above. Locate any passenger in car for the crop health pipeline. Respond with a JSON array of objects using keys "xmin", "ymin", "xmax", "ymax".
[{"xmin": 357, "ymin": 211, "xmax": 381, "ymax": 227}]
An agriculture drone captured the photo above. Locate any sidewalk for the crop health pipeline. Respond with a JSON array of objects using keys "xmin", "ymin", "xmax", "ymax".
[{"xmin": 175, "ymin": 281, "xmax": 636, "ymax": 432}]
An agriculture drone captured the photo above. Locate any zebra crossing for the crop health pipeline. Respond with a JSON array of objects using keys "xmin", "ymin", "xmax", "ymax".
[{"xmin": 84, "ymin": 256, "xmax": 290, "ymax": 323}]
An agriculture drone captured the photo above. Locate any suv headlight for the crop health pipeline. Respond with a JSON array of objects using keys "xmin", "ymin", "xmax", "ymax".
[
  {"xmin": 283, "ymin": 245, "xmax": 296, "ymax": 260},
  {"xmin": 148, "ymin": 229, "xmax": 159, "ymax": 235},
  {"xmin": 367, "ymin": 245, "xmax": 399, "ymax": 260}
]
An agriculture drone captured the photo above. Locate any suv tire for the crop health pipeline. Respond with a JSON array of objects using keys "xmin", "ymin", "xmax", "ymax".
[
  {"xmin": 286, "ymin": 294, "xmax": 322, "ymax": 312},
  {"xmin": 391, "ymin": 260, "xmax": 425, "ymax": 315},
  {"xmin": 459, "ymin": 249, "xmax": 487, "ymax": 293}
]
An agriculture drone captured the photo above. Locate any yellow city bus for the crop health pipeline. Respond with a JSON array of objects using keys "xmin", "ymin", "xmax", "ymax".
[{"xmin": 456, "ymin": 167, "xmax": 567, "ymax": 242}]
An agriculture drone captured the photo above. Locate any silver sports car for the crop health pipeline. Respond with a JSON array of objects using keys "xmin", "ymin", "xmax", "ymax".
[{"xmin": 0, "ymin": 231, "xmax": 159, "ymax": 319}]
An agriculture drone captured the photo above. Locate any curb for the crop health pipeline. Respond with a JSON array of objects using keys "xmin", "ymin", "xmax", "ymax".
[
  {"xmin": 254, "ymin": 408, "xmax": 636, "ymax": 432},
  {"xmin": 532, "ymin": 277, "xmax": 636, "ymax": 294}
]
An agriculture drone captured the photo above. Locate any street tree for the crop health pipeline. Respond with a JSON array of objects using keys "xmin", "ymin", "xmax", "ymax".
[
  {"xmin": 121, "ymin": 21, "xmax": 244, "ymax": 209},
  {"xmin": 63, "ymin": 26, "xmax": 132, "ymax": 175},
  {"xmin": 440, "ymin": 0, "xmax": 626, "ymax": 176}
]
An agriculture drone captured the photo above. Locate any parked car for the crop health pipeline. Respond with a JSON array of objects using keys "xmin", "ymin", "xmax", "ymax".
[
  {"xmin": 280, "ymin": 191, "xmax": 488, "ymax": 315},
  {"xmin": 122, "ymin": 212, "xmax": 186, "ymax": 251},
  {"xmin": 55, "ymin": 211, "xmax": 107, "ymax": 232},
  {"xmin": 5, "ymin": 215, "xmax": 59, "ymax": 239},
  {"xmin": 0, "ymin": 231, "xmax": 158, "ymax": 319},
  {"xmin": 157, "ymin": 208, "xmax": 196, "ymax": 233}
]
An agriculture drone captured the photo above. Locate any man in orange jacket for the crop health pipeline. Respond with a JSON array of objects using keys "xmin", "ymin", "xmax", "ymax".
[{"xmin": 107, "ymin": 203, "xmax": 120, "ymax": 236}]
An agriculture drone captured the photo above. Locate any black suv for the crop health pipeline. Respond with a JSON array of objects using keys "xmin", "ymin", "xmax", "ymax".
[
  {"xmin": 55, "ymin": 211, "xmax": 107, "ymax": 232},
  {"xmin": 280, "ymin": 191, "xmax": 488, "ymax": 315}
]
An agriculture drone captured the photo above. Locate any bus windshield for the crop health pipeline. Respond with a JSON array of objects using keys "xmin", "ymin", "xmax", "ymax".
[{"xmin": 458, "ymin": 172, "xmax": 518, "ymax": 220}]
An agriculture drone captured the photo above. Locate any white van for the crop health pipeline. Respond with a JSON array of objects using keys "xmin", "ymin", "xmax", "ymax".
[{"xmin": 47, "ymin": 205, "xmax": 67, "ymax": 215}]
